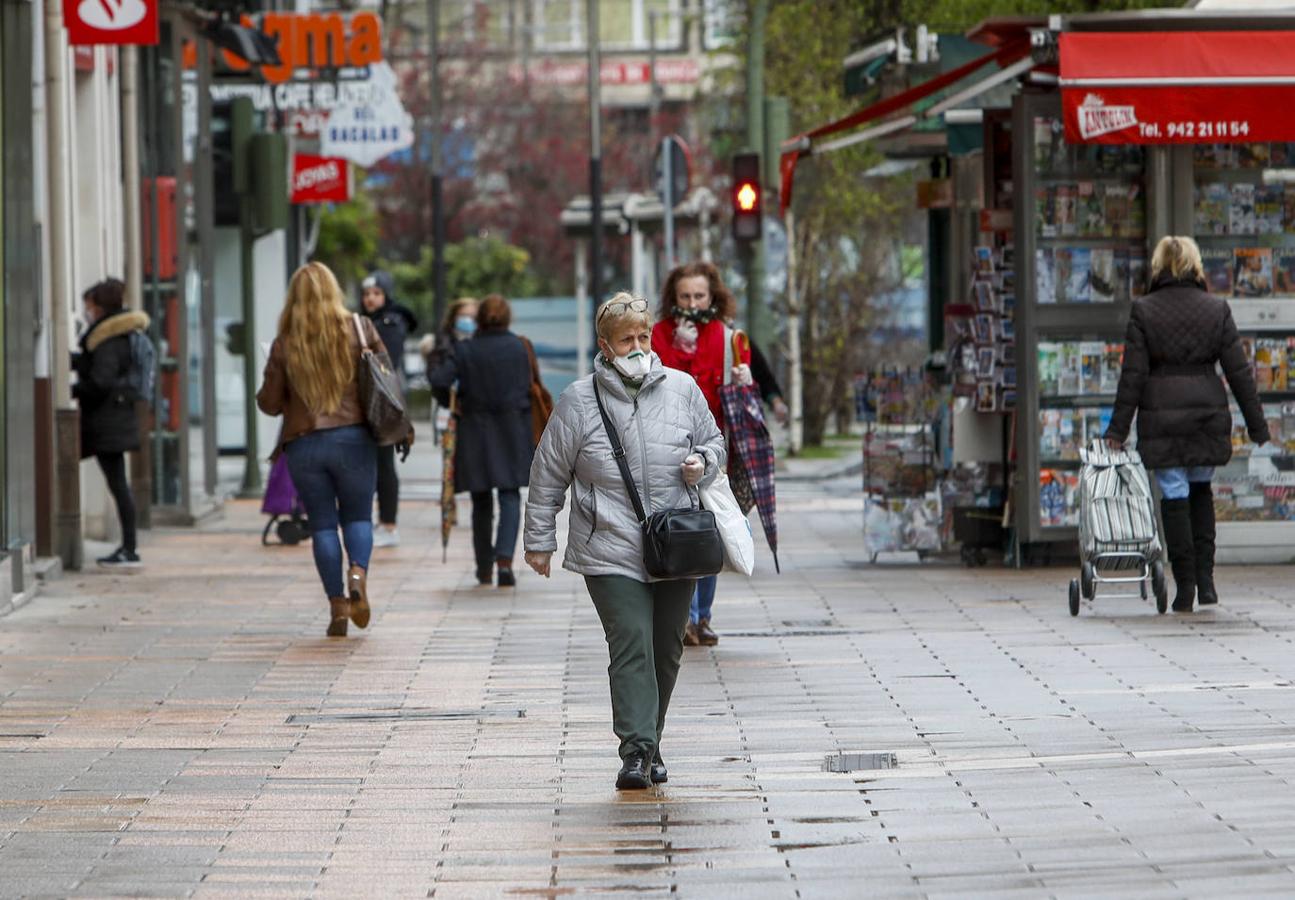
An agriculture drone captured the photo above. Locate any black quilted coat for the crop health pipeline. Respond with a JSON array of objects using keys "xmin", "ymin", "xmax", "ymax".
[
  {"xmin": 1105, "ymin": 276, "xmax": 1269, "ymax": 469},
  {"xmin": 73, "ymin": 309, "xmax": 150, "ymax": 459}
]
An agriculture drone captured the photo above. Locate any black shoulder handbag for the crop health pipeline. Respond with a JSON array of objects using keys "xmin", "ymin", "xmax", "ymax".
[
  {"xmin": 352, "ymin": 314, "xmax": 412, "ymax": 446},
  {"xmin": 593, "ymin": 380, "xmax": 724, "ymax": 580}
]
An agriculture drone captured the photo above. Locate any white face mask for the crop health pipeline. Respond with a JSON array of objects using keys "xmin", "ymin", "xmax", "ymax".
[{"xmin": 610, "ymin": 349, "xmax": 651, "ymax": 380}]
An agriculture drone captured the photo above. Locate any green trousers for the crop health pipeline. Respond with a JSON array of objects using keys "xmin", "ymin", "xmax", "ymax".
[{"xmin": 585, "ymin": 575, "xmax": 695, "ymax": 760}]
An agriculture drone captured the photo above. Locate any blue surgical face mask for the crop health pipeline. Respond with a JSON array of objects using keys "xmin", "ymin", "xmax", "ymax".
[{"xmin": 455, "ymin": 317, "xmax": 477, "ymax": 336}]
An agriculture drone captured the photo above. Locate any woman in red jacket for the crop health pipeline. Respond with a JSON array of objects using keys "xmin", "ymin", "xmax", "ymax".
[{"xmin": 653, "ymin": 262, "xmax": 752, "ymax": 647}]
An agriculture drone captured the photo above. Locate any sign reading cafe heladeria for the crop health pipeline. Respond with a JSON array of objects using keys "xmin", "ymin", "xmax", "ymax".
[{"xmin": 1060, "ymin": 31, "xmax": 1295, "ymax": 145}]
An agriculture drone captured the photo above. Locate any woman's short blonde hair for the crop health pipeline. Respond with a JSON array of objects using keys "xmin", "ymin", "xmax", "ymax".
[
  {"xmin": 1150, "ymin": 235, "xmax": 1205, "ymax": 286},
  {"xmin": 596, "ymin": 292, "xmax": 652, "ymax": 342}
]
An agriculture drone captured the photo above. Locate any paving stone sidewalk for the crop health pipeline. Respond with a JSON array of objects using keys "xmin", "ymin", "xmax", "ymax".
[{"xmin": 5, "ymin": 476, "xmax": 1295, "ymax": 897}]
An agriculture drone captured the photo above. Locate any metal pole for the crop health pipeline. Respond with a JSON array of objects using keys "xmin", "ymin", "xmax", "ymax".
[
  {"xmin": 238, "ymin": 201, "xmax": 260, "ymax": 495},
  {"xmin": 44, "ymin": 0, "xmax": 82, "ymax": 569},
  {"xmin": 575, "ymin": 242, "xmax": 589, "ymax": 375},
  {"xmin": 195, "ymin": 39, "xmax": 218, "ymax": 498},
  {"xmin": 587, "ymin": 0, "xmax": 603, "ymax": 331},
  {"xmin": 785, "ymin": 206, "xmax": 803, "ymax": 455},
  {"xmin": 662, "ymin": 138, "xmax": 675, "ymax": 271},
  {"xmin": 122, "ymin": 47, "xmax": 143, "ymax": 316},
  {"xmin": 745, "ymin": 0, "xmax": 768, "ymax": 348},
  {"xmin": 428, "ymin": 0, "xmax": 446, "ymax": 329},
  {"xmin": 648, "ymin": 11, "xmax": 659, "ymax": 126}
]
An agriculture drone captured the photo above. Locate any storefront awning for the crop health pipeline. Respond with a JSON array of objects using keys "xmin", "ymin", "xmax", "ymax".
[
  {"xmin": 1060, "ymin": 31, "xmax": 1295, "ymax": 145},
  {"xmin": 779, "ymin": 37, "xmax": 1032, "ymax": 215}
]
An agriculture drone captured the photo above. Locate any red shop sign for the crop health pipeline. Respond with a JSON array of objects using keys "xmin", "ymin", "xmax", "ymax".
[
  {"xmin": 291, "ymin": 154, "xmax": 350, "ymax": 205},
  {"xmin": 1060, "ymin": 31, "xmax": 1295, "ymax": 144},
  {"xmin": 64, "ymin": 0, "xmax": 158, "ymax": 46}
]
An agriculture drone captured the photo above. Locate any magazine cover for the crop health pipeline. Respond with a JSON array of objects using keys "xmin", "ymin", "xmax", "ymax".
[
  {"xmin": 1057, "ymin": 246, "xmax": 1091, "ymax": 303},
  {"xmin": 1058, "ymin": 411, "xmax": 1080, "ymax": 460},
  {"xmin": 1112, "ymin": 248, "xmax": 1131, "ymax": 303},
  {"xmin": 1255, "ymin": 339, "xmax": 1280, "ymax": 391},
  {"xmin": 1039, "ymin": 410, "xmax": 1061, "ymax": 459},
  {"xmin": 1194, "ymin": 144, "xmax": 1235, "ymax": 170},
  {"xmin": 1058, "ymin": 342, "xmax": 1082, "ymax": 396},
  {"xmin": 1077, "ymin": 181, "xmax": 1105, "ymax": 236},
  {"xmin": 1195, "ymin": 182, "xmax": 1230, "ymax": 235},
  {"xmin": 1104, "ymin": 183, "xmax": 1132, "ymax": 235},
  {"xmin": 1239, "ymin": 143, "xmax": 1271, "ymax": 168},
  {"xmin": 1125, "ymin": 183, "xmax": 1146, "ymax": 236},
  {"xmin": 1230, "ymin": 183, "xmax": 1257, "ymax": 235},
  {"xmin": 973, "ymin": 279, "xmax": 996, "ymax": 310},
  {"xmin": 1202, "ymin": 246, "xmax": 1235, "ymax": 295},
  {"xmin": 1080, "ymin": 341, "xmax": 1105, "ymax": 395},
  {"xmin": 1273, "ymin": 143, "xmax": 1291, "ymax": 167},
  {"xmin": 1055, "ymin": 184, "xmax": 1077, "ymax": 236},
  {"xmin": 1034, "ymin": 117, "xmax": 1065, "ymax": 173},
  {"xmin": 1285, "ymin": 185, "xmax": 1295, "ymax": 235},
  {"xmin": 973, "ymin": 313, "xmax": 996, "ymax": 344},
  {"xmin": 1129, "ymin": 250, "xmax": 1148, "ymax": 298},
  {"xmin": 1256, "ymin": 184, "xmax": 1285, "ymax": 235},
  {"xmin": 1234, "ymin": 247, "xmax": 1275, "ymax": 297},
  {"xmin": 1036, "ymin": 187, "xmax": 1057, "ymax": 238},
  {"xmin": 1274, "ymin": 249, "xmax": 1295, "ymax": 295},
  {"xmin": 1037, "ymin": 341, "xmax": 1060, "ymax": 397},
  {"xmin": 1035, "ymin": 248, "xmax": 1057, "ymax": 304},
  {"xmin": 1089, "ymin": 248, "xmax": 1117, "ymax": 303},
  {"xmin": 975, "ymin": 381, "xmax": 997, "ymax": 413},
  {"xmin": 974, "ymin": 245, "xmax": 994, "ymax": 275},
  {"xmin": 1101, "ymin": 343, "xmax": 1124, "ymax": 394}
]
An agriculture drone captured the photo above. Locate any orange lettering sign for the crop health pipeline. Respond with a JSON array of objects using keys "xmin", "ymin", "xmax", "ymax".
[{"xmin": 182, "ymin": 12, "xmax": 382, "ymax": 83}]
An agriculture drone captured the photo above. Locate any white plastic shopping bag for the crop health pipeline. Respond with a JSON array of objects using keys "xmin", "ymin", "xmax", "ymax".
[{"xmin": 700, "ymin": 471, "xmax": 756, "ymax": 576}]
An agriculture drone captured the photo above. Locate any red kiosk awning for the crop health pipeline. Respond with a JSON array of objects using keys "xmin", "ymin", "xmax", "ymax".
[
  {"xmin": 1061, "ymin": 31, "xmax": 1295, "ymax": 144},
  {"xmin": 779, "ymin": 37, "xmax": 1032, "ymax": 214}
]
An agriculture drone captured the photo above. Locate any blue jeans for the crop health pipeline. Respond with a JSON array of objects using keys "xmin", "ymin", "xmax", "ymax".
[
  {"xmin": 691, "ymin": 574, "xmax": 718, "ymax": 624},
  {"xmin": 1154, "ymin": 467, "xmax": 1214, "ymax": 500},
  {"xmin": 471, "ymin": 489, "xmax": 521, "ymax": 569},
  {"xmin": 284, "ymin": 425, "xmax": 378, "ymax": 598}
]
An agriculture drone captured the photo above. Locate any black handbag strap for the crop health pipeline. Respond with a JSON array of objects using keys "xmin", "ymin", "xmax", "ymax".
[{"xmin": 592, "ymin": 380, "xmax": 648, "ymax": 526}]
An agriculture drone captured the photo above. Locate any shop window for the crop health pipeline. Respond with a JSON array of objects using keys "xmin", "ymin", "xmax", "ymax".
[
  {"xmin": 702, "ymin": 0, "xmax": 738, "ymax": 50},
  {"xmin": 532, "ymin": 0, "xmax": 682, "ymax": 51}
]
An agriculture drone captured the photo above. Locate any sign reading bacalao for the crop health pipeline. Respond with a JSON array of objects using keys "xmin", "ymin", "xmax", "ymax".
[{"xmin": 64, "ymin": 0, "xmax": 158, "ymax": 46}]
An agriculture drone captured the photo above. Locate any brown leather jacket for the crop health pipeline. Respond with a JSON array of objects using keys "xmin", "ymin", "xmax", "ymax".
[{"xmin": 257, "ymin": 315, "xmax": 389, "ymax": 453}]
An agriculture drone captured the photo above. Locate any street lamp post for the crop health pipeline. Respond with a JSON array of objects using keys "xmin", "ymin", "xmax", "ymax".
[
  {"xmin": 427, "ymin": 0, "xmax": 446, "ymax": 330},
  {"xmin": 587, "ymin": 0, "xmax": 603, "ymax": 345}
]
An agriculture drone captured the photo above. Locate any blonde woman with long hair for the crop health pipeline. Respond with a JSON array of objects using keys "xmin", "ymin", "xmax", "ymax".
[
  {"xmin": 258, "ymin": 262, "xmax": 389, "ymax": 636},
  {"xmin": 1105, "ymin": 236, "xmax": 1269, "ymax": 612}
]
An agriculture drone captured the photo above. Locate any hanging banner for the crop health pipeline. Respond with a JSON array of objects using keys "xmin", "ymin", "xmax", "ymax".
[
  {"xmin": 64, "ymin": 0, "xmax": 158, "ymax": 46},
  {"xmin": 291, "ymin": 155, "xmax": 351, "ymax": 204},
  {"xmin": 1060, "ymin": 31, "xmax": 1295, "ymax": 144}
]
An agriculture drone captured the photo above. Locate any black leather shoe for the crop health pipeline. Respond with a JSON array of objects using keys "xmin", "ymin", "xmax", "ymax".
[
  {"xmin": 650, "ymin": 752, "xmax": 667, "ymax": 784},
  {"xmin": 616, "ymin": 753, "xmax": 651, "ymax": 790}
]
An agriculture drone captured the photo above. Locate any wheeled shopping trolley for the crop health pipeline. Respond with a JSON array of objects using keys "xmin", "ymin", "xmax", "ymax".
[{"xmin": 1069, "ymin": 441, "xmax": 1168, "ymax": 616}]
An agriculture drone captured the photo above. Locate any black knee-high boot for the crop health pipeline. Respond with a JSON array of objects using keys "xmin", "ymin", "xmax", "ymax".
[
  {"xmin": 1190, "ymin": 483, "xmax": 1217, "ymax": 606},
  {"xmin": 1161, "ymin": 498, "xmax": 1195, "ymax": 612}
]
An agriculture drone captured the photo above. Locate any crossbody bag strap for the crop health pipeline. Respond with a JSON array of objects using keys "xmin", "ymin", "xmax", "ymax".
[
  {"xmin": 352, "ymin": 314, "xmax": 371, "ymax": 354},
  {"xmin": 592, "ymin": 380, "xmax": 649, "ymax": 525}
]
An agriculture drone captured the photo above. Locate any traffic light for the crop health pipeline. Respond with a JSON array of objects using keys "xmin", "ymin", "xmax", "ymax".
[{"xmin": 732, "ymin": 152, "xmax": 762, "ymax": 242}]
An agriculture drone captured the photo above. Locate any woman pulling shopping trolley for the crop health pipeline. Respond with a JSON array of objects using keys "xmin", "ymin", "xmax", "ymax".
[{"xmin": 1104, "ymin": 236, "xmax": 1269, "ymax": 613}]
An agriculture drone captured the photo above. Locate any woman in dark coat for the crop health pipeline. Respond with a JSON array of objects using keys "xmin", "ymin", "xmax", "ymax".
[
  {"xmin": 429, "ymin": 294, "xmax": 534, "ymax": 587},
  {"xmin": 1105, "ymin": 235, "xmax": 1269, "ymax": 612},
  {"xmin": 73, "ymin": 278, "xmax": 150, "ymax": 568}
]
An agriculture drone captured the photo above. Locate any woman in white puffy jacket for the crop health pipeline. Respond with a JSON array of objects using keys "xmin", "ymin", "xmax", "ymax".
[{"xmin": 524, "ymin": 293, "xmax": 725, "ymax": 791}]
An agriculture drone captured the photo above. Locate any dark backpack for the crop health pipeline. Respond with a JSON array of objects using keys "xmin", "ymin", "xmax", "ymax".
[{"xmin": 124, "ymin": 330, "xmax": 157, "ymax": 403}]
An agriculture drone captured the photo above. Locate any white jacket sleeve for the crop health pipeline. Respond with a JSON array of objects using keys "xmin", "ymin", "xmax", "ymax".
[
  {"xmin": 688, "ymin": 379, "xmax": 726, "ymax": 487},
  {"xmin": 524, "ymin": 385, "xmax": 585, "ymax": 553}
]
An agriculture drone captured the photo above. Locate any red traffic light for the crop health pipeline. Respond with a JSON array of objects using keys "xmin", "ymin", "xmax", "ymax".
[{"xmin": 732, "ymin": 152, "xmax": 763, "ymax": 242}]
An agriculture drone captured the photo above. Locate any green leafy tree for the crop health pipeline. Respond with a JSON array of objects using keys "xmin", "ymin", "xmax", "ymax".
[
  {"xmin": 312, "ymin": 187, "xmax": 380, "ymax": 291},
  {"xmin": 387, "ymin": 236, "xmax": 543, "ymax": 331}
]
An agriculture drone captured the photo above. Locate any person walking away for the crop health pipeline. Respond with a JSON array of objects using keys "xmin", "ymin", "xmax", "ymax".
[
  {"xmin": 652, "ymin": 262, "xmax": 752, "ymax": 647},
  {"xmin": 429, "ymin": 294, "xmax": 534, "ymax": 587},
  {"xmin": 525, "ymin": 293, "xmax": 726, "ymax": 789},
  {"xmin": 360, "ymin": 270, "xmax": 418, "ymax": 548},
  {"xmin": 258, "ymin": 262, "xmax": 387, "ymax": 637},
  {"xmin": 1105, "ymin": 235, "xmax": 1268, "ymax": 612},
  {"xmin": 74, "ymin": 278, "xmax": 150, "ymax": 568}
]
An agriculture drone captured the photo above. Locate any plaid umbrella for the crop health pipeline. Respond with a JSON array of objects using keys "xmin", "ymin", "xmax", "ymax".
[
  {"xmin": 440, "ymin": 388, "xmax": 459, "ymax": 563},
  {"xmin": 720, "ymin": 332, "xmax": 780, "ymax": 573}
]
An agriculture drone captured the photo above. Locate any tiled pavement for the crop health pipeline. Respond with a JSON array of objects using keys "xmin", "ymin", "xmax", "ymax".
[{"xmin": 6, "ymin": 476, "xmax": 1295, "ymax": 897}]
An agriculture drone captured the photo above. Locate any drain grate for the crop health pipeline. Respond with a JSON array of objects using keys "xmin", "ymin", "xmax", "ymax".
[
  {"xmin": 823, "ymin": 751, "xmax": 897, "ymax": 773},
  {"xmin": 287, "ymin": 708, "xmax": 525, "ymax": 724}
]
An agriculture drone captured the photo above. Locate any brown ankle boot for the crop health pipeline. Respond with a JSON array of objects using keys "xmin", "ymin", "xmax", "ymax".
[
  {"xmin": 327, "ymin": 597, "xmax": 349, "ymax": 636},
  {"xmin": 696, "ymin": 618, "xmax": 719, "ymax": 646},
  {"xmin": 497, "ymin": 557, "xmax": 516, "ymax": 588},
  {"xmin": 347, "ymin": 564, "xmax": 370, "ymax": 629},
  {"xmin": 683, "ymin": 622, "xmax": 701, "ymax": 646}
]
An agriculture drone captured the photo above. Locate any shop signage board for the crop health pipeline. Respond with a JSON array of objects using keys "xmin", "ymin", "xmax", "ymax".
[
  {"xmin": 65, "ymin": 0, "xmax": 158, "ymax": 45},
  {"xmin": 318, "ymin": 61, "xmax": 414, "ymax": 167},
  {"xmin": 1060, "ymin": 31, "xmax": 1295, "ymax": 144},
  {"xmin": 291, "ymin": 155, "xmax": 350, "ymax": 204}
]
